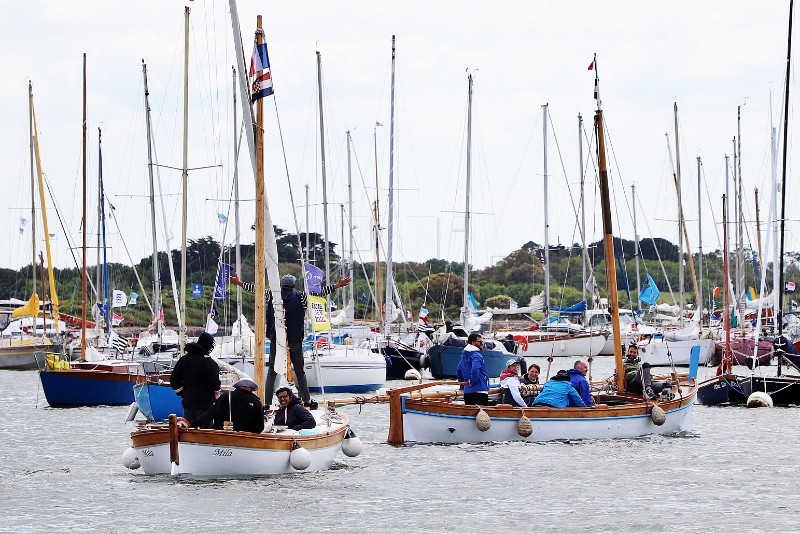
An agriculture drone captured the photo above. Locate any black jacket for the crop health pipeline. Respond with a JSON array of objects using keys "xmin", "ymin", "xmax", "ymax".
[
  {"xmin": 192, "ymin": 388, "xmax": 265, "ymax": 433},
  {"xmin": 274, "ymin": 396, "xmax": 316, "ymax": 431},
  {"xmin": 170, "ymin": 344, "xmax": 221, "ymax": 409}
]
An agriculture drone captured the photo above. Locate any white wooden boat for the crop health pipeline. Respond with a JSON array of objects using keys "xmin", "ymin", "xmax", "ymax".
[
  {"xmin": 305, "ymin": 343, "xmax": 386, "ymax": 393},
  {"xmin": 502, "ymin": 331, "xmax": 607, "ymax": 358},
  {"xmin": 637, "ymin": 337, "xmax": 714, "ymax": 366}
]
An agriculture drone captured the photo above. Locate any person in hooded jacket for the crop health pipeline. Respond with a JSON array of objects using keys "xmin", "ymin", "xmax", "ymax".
[
  {"xmin": 230, "ymin": 271, "xmax": 350, "ymax": 407},
  {"xmin": 191, "ymin": 379, "xmax": 264, "ymax": 433},
  {"xmin": 568, "ymin": 360, "xmax": 594, "ymax": 406},
  {"xmin": 499, "ymin": 359, "xmax": 527, "ymax": 407},
  {"xmin": 533, "ymin": 370, "xmax": 587, "ymax": 408},
  {"xmin": 272, "ymin": 387, "xmax": 316, "ymax": 431},
  {"xmin": 456, "ymin": 333, "xmax": 490, "ymax": 406},
  {"xmin": 170, "ymin": 332, "xmax": 221, "ymax": 424}
]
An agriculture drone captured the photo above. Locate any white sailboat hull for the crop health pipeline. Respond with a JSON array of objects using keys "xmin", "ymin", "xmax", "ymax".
[
  {"xmin": 638, "ymin": 338, "xmax": 714, "ymax": 366},
  {"xmin": 304, "ymin": 345, "xmax": 386, "ymax": 393},
  {"xmin": 518, "ymin": 332, "xmax": 607, "ymax": 358},
  {"xmin": 401, "ymin": 400, "xmax": 694, "ymax": 443},
  {"xmin": 134, "ymin": 443, "xmax": 171, "ymax": 475}
]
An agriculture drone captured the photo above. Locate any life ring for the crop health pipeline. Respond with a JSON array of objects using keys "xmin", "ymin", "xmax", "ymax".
[
  {"xmin": 316, "ymin": 337, "xmax": 329, "ymax": 349},
  {"xmin": 513, "ymin": 335, "xmax": 529, "ymax": 352}
]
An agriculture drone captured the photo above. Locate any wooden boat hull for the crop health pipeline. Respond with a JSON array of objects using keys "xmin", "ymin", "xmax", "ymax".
[
  {"xmin": 134, "ymin": 382, "xmax": 183, "ymax": 421},
  {"xmin": 638, "ymin": 338, "xmax": 715, "ymax": 366},
  {"xmin": 707, "ymin": 339, "xmax": 773, "ymax": 367},
  {"xmin": 40, "ymin": 368, "xmax": 137, "ymax": 406},
  {"xmin": 389, "ymin": 383, "xmax": 697, "ymax": 444},
  {"xmin": 130, "ymin": 413, "xmax": 351, "ymax": 476},
  {"xmin": 0, "ymin": 342, "xmax": 60, "ymax": 370},
  {"xmin": 696, "ymin": 375, "xmax": 748, "ymax": 406}
]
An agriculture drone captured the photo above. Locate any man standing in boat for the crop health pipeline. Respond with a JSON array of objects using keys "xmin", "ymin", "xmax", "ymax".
[
  {"xmin": 456, "ymin": 333, "xmax": 489, "ymax": 406},
  {"xmin": 170, "ymin": 332, "xmax": 221, "ymax": 425},
  {"xmin": 230, "ymin": 271, "xmax": 351, "ymax": 408}
]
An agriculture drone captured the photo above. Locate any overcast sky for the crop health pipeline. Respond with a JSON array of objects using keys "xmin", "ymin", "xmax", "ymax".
[{"xmin": 1, "ymin": 1, "xmax": 797, "ymax": 283}]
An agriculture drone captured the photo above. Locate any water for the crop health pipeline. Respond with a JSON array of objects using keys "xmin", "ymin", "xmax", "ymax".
[{"xmin": 2, "ymin": 360, "xmax": 798, "ymax": 533}]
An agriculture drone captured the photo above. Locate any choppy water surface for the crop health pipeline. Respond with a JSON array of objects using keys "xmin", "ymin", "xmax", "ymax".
[{"xmin": 1, "ymin": 360, "xmax": 798, "ymax": 533}]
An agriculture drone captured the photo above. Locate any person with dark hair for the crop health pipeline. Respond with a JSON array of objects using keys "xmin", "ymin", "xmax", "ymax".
[
  {"xmin": 456, "ymin": 333, "xmax": 489, "ymax": 406},
  {"xmin": 170, "ymin": 332, "xmax": 221, "ymax": 425},
  {"xmin": 190, "ymin": 379, "xmax": 264, "ymax": 433},
  {"xmin": 272, "ymin": 387, "xmax": 316, "ymax": 431},
  {"xmin": 533, "ymin": 370, "xmax": 587, "ymax": 408},
  {"xmin": 502, "ymin": 334, "xmax": 517, "ymax": 354},
  {"xmin": 568, "ymin": 360, "xmax": 594, "ymax": 406},
  {"xmin": 230, "ymin": 271, "xmax": 350, "ymax": 407},
  {"xmin": 623, "ymin": 344, "xmax": 673, "ymax": 400},
  {"xmin": 521, "ymin": 363, "xmax": 541, "ymax": 405}
]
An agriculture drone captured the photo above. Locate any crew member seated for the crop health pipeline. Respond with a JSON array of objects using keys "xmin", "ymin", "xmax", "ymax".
[
  {"xmin": 624, "ymin": 344, "xmax": 673, "ymax": 400},
  {"xmin": 273, "ymin": 387, "xmax": 316, "ymax": 431},
  {"xmin": 190, "ymin": 378, "xmax": 264, "ymax": 433},
  {"xmin": 532, "ymin": 370, "xmax": 586, "ymax": 408}
]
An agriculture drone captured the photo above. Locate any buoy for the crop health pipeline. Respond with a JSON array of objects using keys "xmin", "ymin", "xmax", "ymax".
[
  {"xmin": 125, "ymin": 402, "xmax": 139, "ymax": 422},
  {"xmin": 650, "ymin": 405, "xmax": 666, "ymax": 426},
  {"xmin": 475, "ymin": 409, "xmax": 491, "ymax": 431},
  {"xmin": 418, "ymin": 354, "xmax": 429, "ymax": 369},
  {"xmin": 747, "ymin": 391, "xmax": 773, "ymax": 408},
  {"xmin": 121, "ymin": 447, "xmax": 141, "ymax": 470},
  {"xmin": 404, "ymin": 368, "xmax": 422, "ymax": 381},
  {"xmin": 517, "ymin": 414, "xmax": 533, "ymax": 437},
  {"xmin": 289, "ymin": 442, "xmax": 312, "ymax": 470},
  {"xmin": 341, "ymin": 428, "xmax": 363, "ymax": 457}
]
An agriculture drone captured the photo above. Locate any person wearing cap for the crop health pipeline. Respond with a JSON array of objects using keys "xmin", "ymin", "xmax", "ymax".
[
  {"xmin": 272, "ymin": 387, "xmax": 316, "ymax": 431},
  {"xmin": 568, "ymin": 360, "xmax": 594, "ymax": 406},
  {"xmin": 501, "ymin": 334, "xmax": 517, "ymax": 354},
  {"xmin": 170, "ymin": 332, "xmax": 221, "ymax": 425},
  {"xmin": 229, "ymin": 271, "xmax": 351, "ymax": 407},
  {"xmin": 532, "ymin": 369, "xmax": 587, "ymax": 408},
  {"xmin": 499, "ymin": 359, "xmax": 527, "ymax": 407},
  {"xmin": 190, "ymin": 378, "xmax": 265, "ymax": 433}
]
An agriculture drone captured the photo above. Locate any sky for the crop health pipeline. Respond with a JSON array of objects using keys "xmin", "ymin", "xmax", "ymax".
[{"xmin": 1, "ymin": 1, "xmax": 797, "ymax": 281}]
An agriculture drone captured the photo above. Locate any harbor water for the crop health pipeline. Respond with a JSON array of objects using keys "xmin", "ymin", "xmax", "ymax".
[{"xmin": 1, "ymin": 358, "xmax": 798, "ymax": 532}]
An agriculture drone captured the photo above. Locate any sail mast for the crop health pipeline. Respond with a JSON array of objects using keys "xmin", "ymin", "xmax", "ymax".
[
  {"xmin": 233, "ymin": 66, "xmax": 243, "ymax": 323},
  {"xmin": 674, "ymin": 103, "xmax": 684, "ymax": 319},
  {"xmin": 579, "ymin": 113, "xmax": 586, "ymax": 304},
  {"xmin": 697, "ymin": 157, "xmax": 703, "ymax": 320},
  {"xmin": 462, "ymin": 74, "xmax": 473, "ymax": 326},
  {"xmin": 347, "ymin": 130, "xmax": 355, "ymax": 305},
  {"xmin": 28, "ymin": 83, "xmax": 36, "ymax": 298},
  {"xmin": 142, "ymin": 60, "xmax": 162, "ymax": 340},
  {"xmin": 633, "ymin": 184, "xmax": 641, "ymax": 313},
  {"xmin": 99, "ymin": 128, "xmax": 110, "ymax": 335},
  {"xmin": 542, "ymin": 103, "xmax": 550, "ymax": 316},
  {"xmin": 384, "ymin": 35, "xmax": 397, "ymax": 335},
  {"xmin": 81, "ymin": 55, "xmax": 87, "ymax": 361},
  {"xmin": 778, "ymin": 0, "xmax": 793, "ymax": 377},
  {"xmin": 253, "ymin": 17, "xmax": 267, "ymax": 397},
  {"xmin": 316, "ymin": 51, "xmax": 331, "ymax": 287},
  {"xmin": 722, "ymin": 195, "xmax": 731, "ymax": 374},
  {"xmin": 179, "ymin": 5, "xmax": 190, "ymax": 354}
]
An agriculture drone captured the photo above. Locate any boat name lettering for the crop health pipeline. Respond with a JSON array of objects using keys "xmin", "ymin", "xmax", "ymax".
[
  {"xmin": 142, "ymin": 448, "xmax": 154, "ymax": 457},
  {"xmin": 213, "ymin": 448, "xmax": 233, "ymax": 457}
]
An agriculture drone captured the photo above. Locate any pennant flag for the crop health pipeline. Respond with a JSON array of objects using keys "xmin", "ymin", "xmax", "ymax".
[
  {"xmin": 214, "ymin": 263, "xmax": 231, "ymax": 300},
  {"xmin": 375, "ymin": 121, "xmax": 384, "ymax": 127},
  {"xmin": 639, "ymin": 274, "xmax": 660, "ymax": 306},
  {"xmin": 787, "ymin": 281, "xmax": 796, "ymax": 293},
  {"xmin": 729, "ymin": 306, "xmax": 738, "ymax": 328},
  {"xmin": 12, "ymin": 293, "xmax": 40, "ymax": 318},
  {"xmin": 304, "ymin": 262, "xmax": 325, "ymax": 294},
  {"xmin": 589, "ymin": 54, "xmax": 600, "ymax": 103},
  {"xmin": 713, "ymin": 286, "xmax": 721, "ymax": 298},
  {"xmin": 112, "ymin": 312, "xmax": 124, "ymax": 326},
  {"xmin": 746, "ymin": 286, "xmax": 757, "ymax": 301},
  {"xmin": 252, "ymin": 71, "xmax": 274, "ymax": 102},
  {"xmin": 419, "ymin": 307, "xmax": 429, "ymax": 318},
  {"xmin": 468, "ymin": 292, "xmax": 479, "ymax": 310},
  {"xmin": 509, "ymin": 300, "xmax": 518, "ymax": 310},
  {"xmin": 588, "ymin": 60, "xmax": 595, "ymax": 70},
  {"xmin": 309, "ymin": 295, "xmax": 331, "ymax": 332},
  {"xmin": 217, "ymin": 213, "xmax": 228, "ymax": 223},
  {"xmin": 129, "ymin": 292, "xmax": 138, "ymax": 305},
  {"xmin": 360, "ymin": 291, "xmax": 368, "ymax": 303},
  {"xmin": 205, "ymin": 313, "xmax": 219, "ymax": 335},
  {"xmin": 250, "ymin": 43, "xmax": 270, "ymax": 76},
  {"xmin": 112, "ymin": 289, "xmax": 128, "ymax": 308},
  {"xmin": 192, "ymin": 284, "xmax": 203, "ymax": 299}
]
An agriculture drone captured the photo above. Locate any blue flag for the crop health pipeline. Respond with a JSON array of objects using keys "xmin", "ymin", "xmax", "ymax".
[
  {"xmin": 214, "ymin": 263, "xmax": 231, "ymax": 300},
  {"xmin": 192, "ymin": 284, "xmax": 203, "ymax": 299},
  {"xmin": 639, "ymin": 274, "xmax": 660, "ymax": 306},
  {"xmin": 360, "ymin": 291, "xmax": 368, "ymax": 303},
  {"xmin": 304, "ymin": 262, "xmax": 324, "ymax": 294},
  {"xmin": 468, "ymin": 292, "xmax": 479, "ymax": 310}
]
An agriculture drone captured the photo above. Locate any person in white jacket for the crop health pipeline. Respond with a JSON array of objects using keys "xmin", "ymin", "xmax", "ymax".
[{"xmin": 499, "ymin": 360, "xmax": 527, "ymax": 407}]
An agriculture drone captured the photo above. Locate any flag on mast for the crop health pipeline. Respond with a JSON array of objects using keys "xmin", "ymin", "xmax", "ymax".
[{"xmin": 250, "ymin": 42, "xmax": 274, "ymax": 102}]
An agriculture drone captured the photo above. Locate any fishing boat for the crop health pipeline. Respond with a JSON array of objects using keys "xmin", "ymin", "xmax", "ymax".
[
  {"xmin": 127, "ymin": 7, "xmax": 358, "ymax": 476},
  {"xmin": 386, "ymin": 66, "xmax": 698, "ymax": 444}
]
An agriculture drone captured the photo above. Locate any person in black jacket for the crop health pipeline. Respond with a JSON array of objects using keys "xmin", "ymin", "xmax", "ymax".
[
  {"xmin": 190, "ymin": 379, "xmax": 265, "ymax": 433},
  {"xmin": 230, "ymin": 272, "xmax": 350, "ymax": 407},
  {"xmin": 170, "ymin": 332, "xmax": 221, "ymax": 425},
  {"xmin": 272, "ymin": 387, "xmax": 316, "ymax": 431}
]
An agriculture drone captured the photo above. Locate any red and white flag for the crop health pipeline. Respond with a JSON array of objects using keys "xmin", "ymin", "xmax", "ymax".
[{"xmin": 112, "ymin": 313, "xmax": 124, "ymax": 326}]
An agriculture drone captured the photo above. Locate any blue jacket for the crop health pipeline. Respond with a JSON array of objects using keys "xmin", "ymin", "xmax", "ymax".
[
  {"xmin": 533, "ymin": 379, "xmax": 586, "ymax": 408},
  {"xmin": 456, "ymin": 344, "xmax": 489, "ymax": 394},
  {"xmin": 568, "ymin": 368, "xmax": 594, "ymax": 406}
]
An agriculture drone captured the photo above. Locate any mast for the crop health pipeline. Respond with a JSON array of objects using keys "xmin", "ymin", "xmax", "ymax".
[
  {"xmin": 737, "ymin": 109, "xmax": 745, "ymax": 309},
  {"xmin": 697, "ymin": 157, "xmax": 703, "ymax": 321},
  {"xmin": 771, "ymin": 124, "xmax": 779, "ymax": 323},
  {"xmin": 755, "ymin": 188, "xmax": 762, "ymax": 287},
  {"xmin": 384, "ymin": 35, "xmax": 397, "ymax": 335},
  {"xmin": 233, "ymin": 65, "xmax": 243, "ymax": 323},
  {"xmin": 305, "ymin": 184, "xmax": 310, "ymax": 262},
  {"xmin": 28, "ymin": 83, "xmax": 36, "ymax": 297},
  {"xmin": 722, "ymin": 195, "xmax": 731, "ymax": 374},
  {"xmin": 778, "ymin": 0, "xmax": 793, "ymax": 377},
  {"xmin": 461, "ymin": 74, "xmax": 473, "ymax": 327},
  {"xmin": 99, "ymin": 128, "xmax": 110, "ymax": 335},
  {"xmin": 81, "ymin": 56, "xmax": 87, "ymax": 361},
  {"xmin": 633, "ymin": 184, "xmax": 641, "ymax": 313},
  {"xmin": 674, "ymin": 103, "xmax": 684, "ymax": 318},
  {"xmin": 374, "ymin": 124, "xmax": 382, "ymax": 324},
  {"xmin": 340, "ymin": 204, "xmax": 346, "ymax": 309},
  {"xmin": 347, "ymin": 130, "xmax": 355, "ymax": 305},
  {"xmin": 316, "ymin": 50, "xmax": 331, "ymax": 287},
  {"xmin": 542, "ymin": 103, "xmax": 550, "ymax": 315},
  {"xmin": 179, "ymin": 5, "xmax": 190, "ymax": 354},
  {"xmin": 595, "ymin": 110, "xmax": 625, "ymax": 391},
  {"xmin": 142, "ymin": 60, "xmax": 162, "ymax": 340},
  {"xmin": 253, "ymin": 16, "xmax": 267, "ymax": 397},
  {"xmin": 579, "ymin": 113, "xmax": 586, "ymax": 304},
  {"xmin": 732, "ymin": 136, "xmax": 740, "ymax": 313}
]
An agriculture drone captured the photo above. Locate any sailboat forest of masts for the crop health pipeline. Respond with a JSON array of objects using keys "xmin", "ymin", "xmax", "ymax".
[{"xmin": 387, "ymin": 66, "xmax": 698, "ymax": 445}]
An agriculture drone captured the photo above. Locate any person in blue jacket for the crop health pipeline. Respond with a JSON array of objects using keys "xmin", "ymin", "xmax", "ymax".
[
  {"xmin": 533, "ymin": 370, "xmax": 587, "ymax": 408},
  {"xmin": 456, "ymin": 333, "xmax": 490, "ymax": 406},
  {"xmin": 568, "ymin": 360, "xmax": 594, "ymax": 406}
]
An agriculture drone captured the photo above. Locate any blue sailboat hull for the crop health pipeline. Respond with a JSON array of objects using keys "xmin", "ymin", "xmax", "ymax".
[
  {"xmin": 134, "ymin": 382, "xmax": 184, "ymax": 420},
  {"xmin": 40, "ymin": 370, "xmax": 135, "ymax": 407},
  {"xmin": 426, "ymin": 345, "xmax": 522, "ymax": 379}
]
